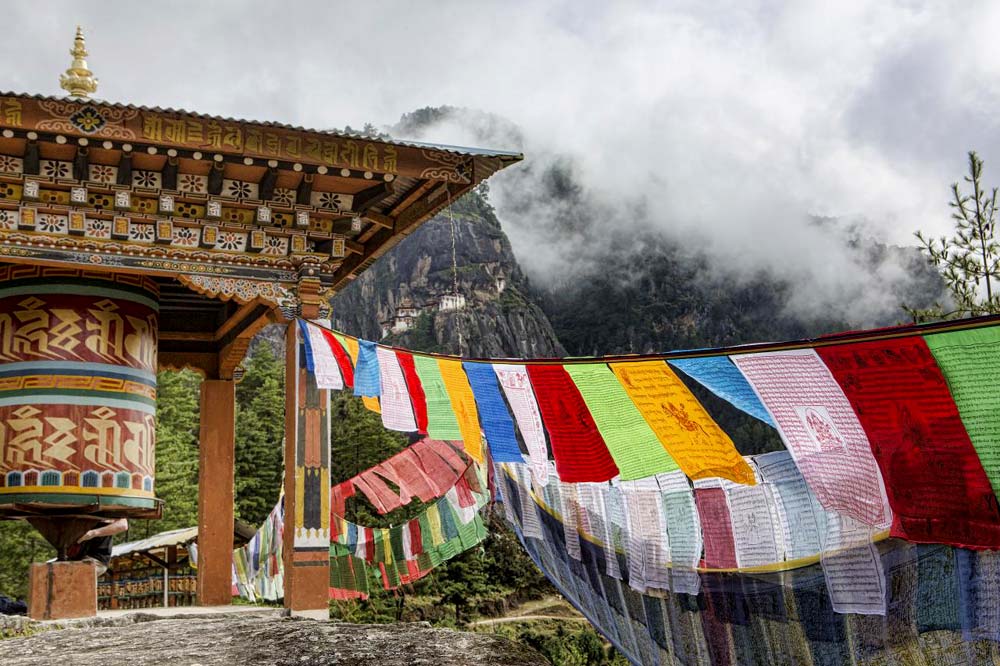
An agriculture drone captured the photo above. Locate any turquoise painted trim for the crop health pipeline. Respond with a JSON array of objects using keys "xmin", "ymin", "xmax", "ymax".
[
  {"xmin": 0, "ymin": 284, "xmax": 158, "ymax": 310},
  {"xmin": 0, "ymin": 360, "xmax": 156, "ymax": 384},
  {"xmin": 0, "ymin": 393, "xmax": 156, "ymax": 414},
  {"xmin": 0, "ymin": 493, "xmax": 157, "ymax": 509}
]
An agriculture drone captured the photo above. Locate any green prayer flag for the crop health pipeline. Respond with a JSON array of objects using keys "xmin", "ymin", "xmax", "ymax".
[
  {"xmin": 564, "ymin": 363, "xmax": 679, "ymax": 479},
  {"xmin": 413, "ymin": 355, "xmax": 463, "ymax": 439},
  {"xmin": 926, "ymin": 327, "xmax": 1000, "ymax": 495}
]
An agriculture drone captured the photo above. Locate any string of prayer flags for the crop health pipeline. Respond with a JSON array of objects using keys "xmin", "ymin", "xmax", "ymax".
[
  {"xmin": 464, "ymin": 362, "xmax": 523, "ymax": 463},
  {"xmin": 438, "ymin": 358, "xmax": 485, "ymax": 461},
  {"xmin": 299, "ymin": 318, "xmax": 1000, "ymax": 559},
  {"xmin": 925, "ymin": 327, "xmax": 1000, "ymax": 500},
  {"xmin": 353, "ymin": 340, "xmax": 381, "ymax": 397},
  {"xmin": 376, "ymin": 346, "xmax": 417, "ymax": 433},
  {"xmin": 731, "ymin": 349, "xmax": 892, "ymax": 529},
  {"xmin": 526, "ymin": 364, "xmax": 619, "ymax": 483},
  {"xmin": 493, "ymin": 364, "xmax": 550, "ymax": 485},
  {"xmin": 233, "ymin": 499, "xmax": 284, "ymax": 603},
  {"xmin": 565, "ymin": 363, "xmax": 679, "ymax": 480},
  {"xmin": 669, "ymin": 356, "xmax": 776, "ymax": 427},
  {"xmin": 610, "ymin": 360, "xmax": 755, "ymax": 484},
  {"xmin": 412, "ymin": 355, "xmax": 463, "ymax": 440},
  {"xmin": 818, "ymin": 337, "xmax": 1000, "ymax": 549}
]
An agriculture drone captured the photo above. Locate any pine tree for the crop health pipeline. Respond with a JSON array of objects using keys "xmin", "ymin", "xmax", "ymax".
[
  {"xmin": 135, "ymin": 369, "xmax": 202, "ymax": 537},
  {"xmin": 908, "ymin": 151, "xmax": 1000, "ymax": 321},
  {"xmin": 234, "ymin": 344, "xmax": 285, "ymax": 527}
]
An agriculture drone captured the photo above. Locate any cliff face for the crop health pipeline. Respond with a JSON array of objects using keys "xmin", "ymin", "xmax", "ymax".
[{"xmin": 330, "ymin": 189, "xmax": 564, "ymax": 358}]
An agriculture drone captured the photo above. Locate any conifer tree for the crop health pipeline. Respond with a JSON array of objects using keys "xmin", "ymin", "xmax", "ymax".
[
  {"xmin": 908, "ymin": 151, "xmax": 1000, "ymax": 321},
  {"xmin": 234, "ymin": 344, "xmax": 285, "ymax": 527}
]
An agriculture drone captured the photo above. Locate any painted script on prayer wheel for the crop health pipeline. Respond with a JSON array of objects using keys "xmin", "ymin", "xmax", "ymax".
[{"xmin": 0, "ymin": 266, "xmax": 158, "ymax": 511}]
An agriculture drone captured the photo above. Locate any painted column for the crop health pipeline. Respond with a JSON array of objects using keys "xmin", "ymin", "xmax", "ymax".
[
  {"xmin": 0, "ymin": 267, "xmax": 159, "ymax": 516},
  {"xmin": 196, "ymin": 379, "xmax": 235, "ymax": 606},
  {"xmin": 282, "ymin": 317, "xmax": 331, "ymax": 617}
]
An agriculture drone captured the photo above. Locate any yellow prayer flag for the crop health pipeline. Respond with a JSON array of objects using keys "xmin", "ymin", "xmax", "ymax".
[
  {"xmin": 338, "ymin": 334, "xmax": 359, "ymax": 365},
  {"xmin": 427, "ymin": 503, "xmax": 444, "ymax": 544},
  {"xmin": 611, "ymin": 360, "xmax": 755, "ymax": 485},
  {"xmin": 437, "ymin": 358, "xmax": 484, "ymax": 461},
  {"xmin": 362, "ymin": 396, "xmax": 381, "ymax": 414}
]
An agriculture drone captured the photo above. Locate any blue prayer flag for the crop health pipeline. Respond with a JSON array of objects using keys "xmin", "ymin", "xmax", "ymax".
[
  {"xmin": 668, "ymin": 356, "xmax": 775, "ymax": 427},
  {"xmin": 463, "ymin": 362, "xmax": 524, "ymax": 463},
  {"xmin": 353, "ymin": 340, "xmax": 381, "ymax": 397}
]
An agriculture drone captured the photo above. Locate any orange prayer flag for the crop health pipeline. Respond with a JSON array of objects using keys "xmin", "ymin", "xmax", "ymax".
[
  {"xmin": 611, "ymin": 360, "xmax": 755, "ymax": 485},
  {"xmin": 436, "ymin": 358, "xmax": 484, "ymax": 462}
]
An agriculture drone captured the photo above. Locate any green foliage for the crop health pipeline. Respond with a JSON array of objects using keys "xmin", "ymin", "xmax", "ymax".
[
  {"xmin": 0, "ymin": 521, "xmax": 54, "ymax": 600},
  {"xmin": 234, "ymin": 344, "xmax": 285, "ymax": 527},
  {"xmin": 909, "ymin": 151, "xmax": 1000, "ymax": 321},
  {"xmin": 134, "ymin": 369, "xmax": 202, "ymax": 538},
  {"xmin": 480, "ymin": 621, "xmax": 630, "ymax": 666}
]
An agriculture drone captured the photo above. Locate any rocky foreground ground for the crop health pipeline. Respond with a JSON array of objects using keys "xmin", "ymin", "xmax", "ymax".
[{"xmin": 0, "ymin": 610, "xmax": 548, "ymax": 666}]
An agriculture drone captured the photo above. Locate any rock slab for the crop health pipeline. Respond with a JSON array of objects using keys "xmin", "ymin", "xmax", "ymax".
[{"xmin": 1, "ymin": 611, "xmax": 548, "ymax": 666}]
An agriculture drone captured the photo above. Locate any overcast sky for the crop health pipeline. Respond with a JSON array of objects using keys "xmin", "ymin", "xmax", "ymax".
[{"xmin": 4, "ymin": 1, "xmax": 1000, "ymax": 316}]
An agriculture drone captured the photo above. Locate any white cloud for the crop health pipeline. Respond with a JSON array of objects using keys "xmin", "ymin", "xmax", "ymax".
[{"xmin": 5, "ymin": 1, "xmax": 999, "ymax": 320}]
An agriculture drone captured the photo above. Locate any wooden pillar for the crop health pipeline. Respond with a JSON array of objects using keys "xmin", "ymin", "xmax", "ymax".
[
  {"xmin": 196, "ymin": 379, "xmax": 235, "ymax": 606},
  {"xmin": 282, "ymin": 316, "xmax": 332, "ymax": 618}
]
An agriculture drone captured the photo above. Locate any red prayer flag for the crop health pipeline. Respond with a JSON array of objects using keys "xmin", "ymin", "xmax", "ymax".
[
  {"xmin": 818, "ymin": 337, "xmax": 1000, "ymax": 548},
  {"xmin": 408, "ymin": 519, "xmax": 424, "ymax": 556},
  {"xmin": 352, "ymin": 474, "xmax": 393, "ymax": 514},
  {"xmin": 525, "ymin": 364, "xmax": 619, "ymax": 483},
  {"xmin": 695, "ymin": 486, "xmax": 738, "ymax": 569},
  {"xmin": 395, "ymin": 350, "xmax": 429, "ymax": 433},
  {"xmin": 322, "ymin": 329, "xmax": 354, "ymax": 388},
  {"xmin": 413, "ymin": 440, "xmax": 460, "ymax": 496}
]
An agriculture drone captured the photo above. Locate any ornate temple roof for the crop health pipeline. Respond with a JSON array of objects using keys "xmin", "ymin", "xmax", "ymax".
[{"xmin": 0, "ymin": 39, "xmax": 522, "ymax": 377}]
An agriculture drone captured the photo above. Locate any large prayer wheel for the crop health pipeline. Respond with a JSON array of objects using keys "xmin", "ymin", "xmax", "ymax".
[{"xmin": 0, "ymin": 266, "xmax": 159, "ymax": 530}]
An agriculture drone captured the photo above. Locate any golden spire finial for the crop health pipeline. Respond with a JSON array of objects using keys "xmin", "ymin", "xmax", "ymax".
[{"xmin": 59, "ymin": 26, "xmax": 98, "ymax": 98}]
